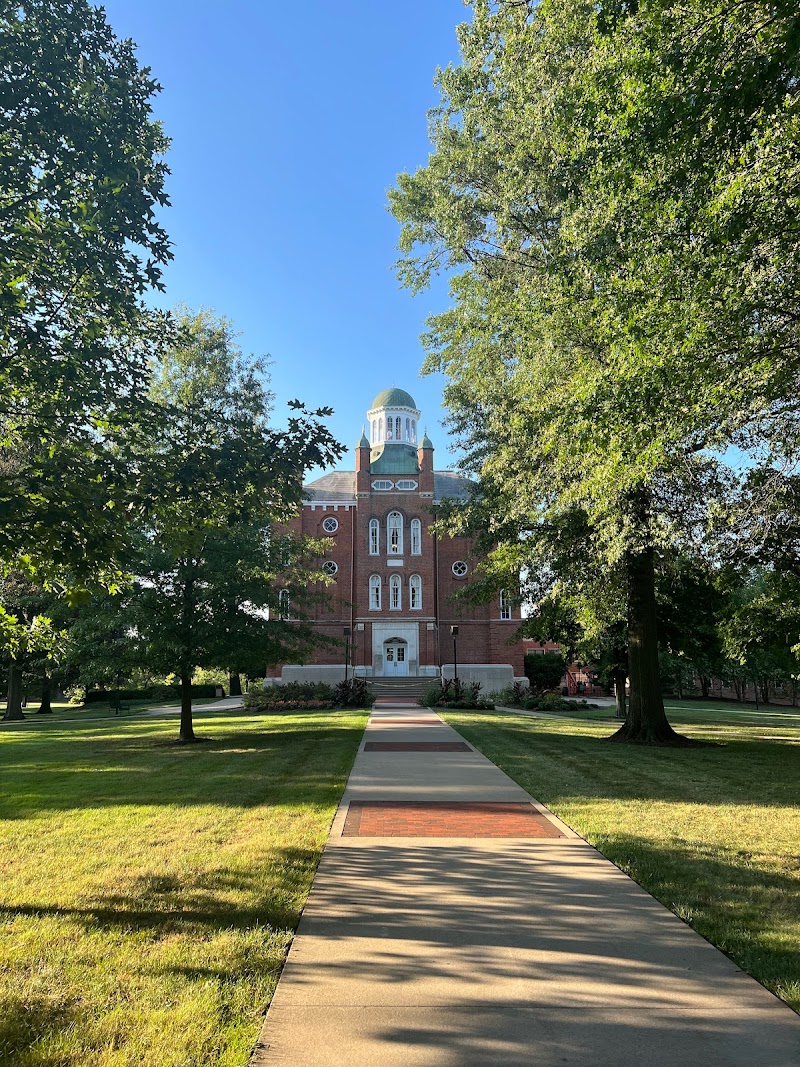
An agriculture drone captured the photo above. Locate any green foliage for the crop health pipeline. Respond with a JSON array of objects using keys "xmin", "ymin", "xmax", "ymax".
[
  {"xmin": 84, "ymin": 684, "xmax": 218, "ymax": 705},
  {"xmin": 524, "ymin": 652, "xmax": 566, "ymax": 695},
  {"xmin": 419, "ymin": 678, "xmax": 494, "ymax": 709},
  {"xmin": 0, "ymin": 0, "xmax": 173, "ymax": 585},
  {"xmin": 390, "ymin": 0, "xmax": 800, "ymax": 740},
  {"xmin": 104, "ymin": 309, "xmax": 344, "ymax": 739},
  {"xmin": 333, "ymin": 676, "xmax": 374, "ymax": 708},
  {"xmin": 244, "ymin": 682, "xmax": 337, "ymax": 710}
]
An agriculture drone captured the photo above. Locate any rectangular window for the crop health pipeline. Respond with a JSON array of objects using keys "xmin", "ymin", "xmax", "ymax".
[{"xmin": 500, "ymin": 591, "xmax": 512, "ymax": 620}]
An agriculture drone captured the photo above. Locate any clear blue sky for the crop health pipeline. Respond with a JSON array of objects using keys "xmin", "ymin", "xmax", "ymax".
[{"xmin": 101, "ymin": 0, "xmax": 467, "ymax": 470}]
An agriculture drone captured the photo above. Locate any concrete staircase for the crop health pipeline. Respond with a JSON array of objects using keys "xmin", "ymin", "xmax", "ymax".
[{"xmin": 369, "ymin": 676, "xmax": 435, "ymax": 704}]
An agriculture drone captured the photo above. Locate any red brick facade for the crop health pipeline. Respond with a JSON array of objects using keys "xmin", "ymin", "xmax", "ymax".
[{"xmin": 271, "ymin": 389, "xmax": 530, "ymax": 678}]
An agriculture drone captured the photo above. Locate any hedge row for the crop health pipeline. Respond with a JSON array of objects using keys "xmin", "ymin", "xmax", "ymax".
[{"xmin": 85, "ymin": 683, "xmax": 220, "ymax": 704}]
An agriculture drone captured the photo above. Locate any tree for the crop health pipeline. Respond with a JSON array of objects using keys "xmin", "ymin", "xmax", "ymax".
[
  {"xmin": 123, "ymin": 310, "xmax": 343, "ymax": 742},
  {"xmin": 390, "ymin": 0, "xmax": 800, "ymax": 743},
  {"xmin": 524, "ymin": 652, "xmax": 566, "ymax": 695},
  {"xmin": 0, "ymin": 0, "xmax": 172, "ymax": 587}
]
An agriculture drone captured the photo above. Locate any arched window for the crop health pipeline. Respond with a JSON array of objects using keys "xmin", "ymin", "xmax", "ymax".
[
  {"xmin": 378, "ymin": 417, "xmax": 383, "ymax": 441},
  {"xmin": 405, "ymin": 417, "xmax": 410, "ymax": 441},
  {"xmin": 409, "ymin": 574, "xmax": 422, "ymax": 610},
  {"xmin": 369, "ymin": 575, "xmax": 381, "ymax": 610},
  {"xmin": 386, "ymin": 417, "xmax": 393, "ymax": 440},
  {"xmin": 369, "ymin": 518, "xmax": 379, "ymax": 555},
  {"xmin": 389, "ymin": 574, "xmax": 401, "ymax": 610},
  {"xmin": 278, "ymin": 589, "xmax": 290, "ymax": 619},
  {"xmin": 500, "ymin": 590, "xmax": 512, "ymax": 620},
  {"xmin": 410, "ymin": 518, "xmax": 421, "ymax": 555},
  {"xmin": 371, "ymin": 419, "xmax": 377, "ymax": 442},
  {"xmin": 411, "ymin": 419, "xmax": 416, "ymax": 442},
  {"xmin": 387, "ymin": 511, "xmax": 403, "ymax": 555},
  {"xmin": 395, "ymin": 416, "xmax": 402, "ymax": 439}
]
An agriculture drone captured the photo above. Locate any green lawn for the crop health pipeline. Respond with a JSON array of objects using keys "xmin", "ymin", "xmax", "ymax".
[
  {"xmin": 0, "ymin": 696, "xmax": 220, "ymax": 722},
  {"xmin": 0, "ymin": 708, "xmax": 368, "ymax": 1066},
  {"xmin": 441, "ymin": 709, "xmax": 800, "ymax": 1015},
  {"xmin": 519, "ymin": 696, "xmax": 800, "ymax": 731}
]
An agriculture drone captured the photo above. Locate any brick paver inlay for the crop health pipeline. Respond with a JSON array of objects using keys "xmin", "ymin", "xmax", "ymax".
[
  {"xmin": 369, "ymin": 718, "xmax": 444, "ymax": 725},
  {"xmin": 364, "ymin": 741, "xmax": 471, "ymax": 752},
  {"xmin": 342, "ymin": 801, "xmax": 565, "ymax": 838}
]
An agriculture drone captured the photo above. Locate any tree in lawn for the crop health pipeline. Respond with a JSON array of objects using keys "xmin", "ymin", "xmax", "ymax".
[
  {"xmin": 0, "ymin": 575, "xmax": 64, "ymax": 720},
  {"xmin": 0, "ymin": 0, "xmax": 172, "ymax": 592},
  {"xmin": 130, "ymin": 310, "xmax": 344, "ymax": 742},
  {"xmin": 390, "ymin": 0, "xmax": 800, "ymax": 743}
]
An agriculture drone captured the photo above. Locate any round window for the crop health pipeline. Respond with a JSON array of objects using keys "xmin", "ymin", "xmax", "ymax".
[
  {"xmin": 452, "ymin": 561, "xmax": 468, "ymax": 578},
  {"xmin": 322, "ymin": 516, "xmax": 338, "ymax": 533},
  {"xmin": 322, "ymin": 560, "xmax": 338, "ymax": 577}
]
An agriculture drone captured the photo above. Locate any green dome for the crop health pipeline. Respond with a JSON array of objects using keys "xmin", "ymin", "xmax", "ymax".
[{"xmin": 370, "ymin": 387, "xmax": 417, "ymax": 411}]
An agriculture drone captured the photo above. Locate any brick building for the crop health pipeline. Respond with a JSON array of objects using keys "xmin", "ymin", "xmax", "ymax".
[{"xmin": 270, "ymin": 387, "xmax": 530, "ymax": 687}]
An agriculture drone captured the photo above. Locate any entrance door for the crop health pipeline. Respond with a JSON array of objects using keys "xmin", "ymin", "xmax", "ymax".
[{"xmin": 384, "ymin": 643, "xmax": 408, "ymax": 677}]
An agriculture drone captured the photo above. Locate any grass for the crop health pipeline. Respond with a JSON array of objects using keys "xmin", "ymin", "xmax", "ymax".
[
  {"xmin": 511, "ymin": 695, "xmax": 800, "ymax": 731},
  {"xmin": 0, "ymin": 696, "xmax": 220, "ymax": 723},
  {"xmin": 440, "ymin": 708, "xmax": 800, "ymax": 1015},
  {"xmin": 0, "ymin": 707, "xmax": 368, "ymax": 1066}
]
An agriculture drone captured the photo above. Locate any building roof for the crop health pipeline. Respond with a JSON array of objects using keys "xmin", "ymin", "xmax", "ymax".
[
  {"xmin": 370, "ymin": 387, "xmax": 417, "ymax": 411},
  {"xmin": 303, "ymin": 471, "xmax": 358, "ymax": 502},
  {"xmin": 369, "ymin": 441, "xmax": 419, "ymax": 475},
  {"xmin": 302, "ymin": 469, "xmax": 474, "ymax": 504}
]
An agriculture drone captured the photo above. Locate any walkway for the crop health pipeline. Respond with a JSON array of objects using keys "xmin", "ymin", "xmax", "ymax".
[{"xmin": 251, "ymin": 704, "xmax": 800, "ymax": 1066}]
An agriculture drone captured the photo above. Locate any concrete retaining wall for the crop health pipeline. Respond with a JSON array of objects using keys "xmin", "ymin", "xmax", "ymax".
[{"xmin": 441, "ymin": 663, "xmax": 516, "ymax": 691}]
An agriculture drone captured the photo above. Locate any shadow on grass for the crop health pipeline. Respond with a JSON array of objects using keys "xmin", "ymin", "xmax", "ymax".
[
  {"xmin": 448, "ymin": 716, "xmax": 800, "ymax": 809},
  {"xmin": 0, "ymin": 850, "xmax": 319, "ymax": 937},
  {"xmin": 0, "ymin": 718, "xmax": 366, "ymax": 818},
  {"xmin": 0, "ymin": 993, "xmax": 78, "ymax": 1065}
]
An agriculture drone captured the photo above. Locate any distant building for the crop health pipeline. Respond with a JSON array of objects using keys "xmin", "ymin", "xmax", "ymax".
[{"xmin": 269, "ymin": 387, "xmax": 549, "ymax": 688}]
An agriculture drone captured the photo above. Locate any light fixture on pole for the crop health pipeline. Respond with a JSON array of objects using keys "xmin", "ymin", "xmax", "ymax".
[
  {"xmin": 450, "ymin": 625, "xmax": 459, "ymax": 685},
  {"xmin": 343, "ymin": 626, "xmax": 352, "ymax": 683}
]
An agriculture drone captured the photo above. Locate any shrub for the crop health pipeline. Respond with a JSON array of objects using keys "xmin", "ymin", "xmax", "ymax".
[
  {"xmin": 84, "ymin": 683, "xmax": 219, "ymax": 705},
  {"xmin": 418, "ymin": 678, "xmax": 494, "ymax": 710},
  {"xmin": 491, "ymin": 682, "xmax": 529, "ymax": 707},
  {"xmin": 244, "ymin": 681, "xmax": 338, "ymax": 710},
  {"xmin": 524, "ymin": 652, "xmax": 567, "ymax": 694},
  {"xmin": 333, "ymin": 676, "xmax": 374, "ymax": 708}
]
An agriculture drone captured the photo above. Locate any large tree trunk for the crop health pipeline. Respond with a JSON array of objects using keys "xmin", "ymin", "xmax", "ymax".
[
  {"xmin": 178, "ymin": 671, "xmax": 195, "ymax": 742},
  {"xmin": 609, "ymin": 548, "xmax": 693, "ymax": 745},
  {"xmin": 700, "ymin": 675, "xmax": 710, "ymax": 699},
  {"xmin": 228, "ymin": 672, "xmax": 242, "ymax": 697},
  {"xmin": 3, "ymin": 662, "xmax": 25, "ymax": 721},
  {"xmin": 37, "ymin": 674, "xmax": 53, "ymax": 714}
]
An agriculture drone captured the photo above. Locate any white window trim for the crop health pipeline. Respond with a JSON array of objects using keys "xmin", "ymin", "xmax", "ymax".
[
  {"xmin": 409, "ymin": 574, "xmax": 422, "ymax": 611},
  {"xmin": 389, "ymin": 573, "xmax": 402, "ymax": 610},
  {"xmin": 500, "ymin": 590, "xmax": 511, "ymax": 620},
  {"xmin": 387, "ymin": 511, "xmax": 403, "ymax": 555},
  {"xmin": 369, "ymin": 575, "xmax": 381, "ymax": 610},
  {"xmin": 410, "ymin": 518, "xmax": 421, "ymax": 555},
  {"xmin": 322, "ymin": 560, "xmax": 338, "ymax": 577},
  {"xmin": 452, "ymin": 560, "xmax": 468, "ymax": 578},
  {"xmin": 322, "ymin": 516, "xmax": 338, "ymax": 533},
  {"xmin": 369, "ymin": 518, "xmax": 380, "ymax": 555}
]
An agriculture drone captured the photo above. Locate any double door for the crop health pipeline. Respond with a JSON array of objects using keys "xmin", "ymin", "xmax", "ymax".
[{"xmin": 384, "ymin": 643, "xmax": 408, "ymax": 676}]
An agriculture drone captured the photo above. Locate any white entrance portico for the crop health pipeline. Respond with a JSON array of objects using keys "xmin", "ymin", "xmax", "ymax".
[{"xmin": 370, "ymin": 621, "xmax": 419, "ymax": 677}]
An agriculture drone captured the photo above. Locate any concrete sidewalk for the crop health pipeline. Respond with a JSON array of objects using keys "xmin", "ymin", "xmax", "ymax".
[{"xmin": 251, "ymin": 705, "xmax": 800, "ymax": 1066}]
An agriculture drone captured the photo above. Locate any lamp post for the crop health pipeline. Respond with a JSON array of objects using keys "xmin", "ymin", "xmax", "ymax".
[
  {"xmin": 343, "ymin": 626, "xmax": 352, "ymax": 684},
  {"xmin": 450, "ymin": 625, "xmax": 459, "ymax": 685}
]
